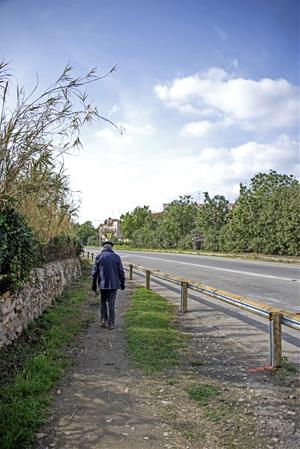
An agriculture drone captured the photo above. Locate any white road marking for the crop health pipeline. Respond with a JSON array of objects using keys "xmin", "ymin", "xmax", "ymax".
[{"xmin": 122, "ymin": 253, "xmax": 300, "ymax": 283}]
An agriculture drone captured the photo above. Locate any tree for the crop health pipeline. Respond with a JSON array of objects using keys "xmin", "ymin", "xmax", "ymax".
[
  {"xmin": 197, "ymin": 193, "xmax": 230, "ymax": 251},
  {"xmin": 0, "ymin": 61, "xmax": 119, "ymax": 240},
  {"xmin": 120, "ymin": 206, "xmax": 153, "ymax": 240},
  {"xmin": 221, "ymin": 170, "xmax": 300, "ymax": 255},
  {"xmin": 158, "ymin": 195, "xmax": 198, "ymax": 248},
  {"xmin": 73, "ymin": 221, "xmax": 98, "ymax": 246},
  {"xmin": 16, "ymin": 163, "xmax": 76, "ymax": 240}
]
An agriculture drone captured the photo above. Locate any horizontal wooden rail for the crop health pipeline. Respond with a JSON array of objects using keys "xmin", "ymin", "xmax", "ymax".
[
  {"xmin": 123, "ymin": 262, "xmax": 299, "ymax": 369},
  {"xmin": 124, "ymin": 262, "xmax": 300, "ymax": 331},
  {"xmin": 83, "ymin": 251, "xmax": 299, "ymax": 368}
]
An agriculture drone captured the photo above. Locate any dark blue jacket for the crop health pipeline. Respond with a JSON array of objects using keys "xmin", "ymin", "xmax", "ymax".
[{"xmin": 92, "ymin": 248, "xmax": 125, "ymax": 290}]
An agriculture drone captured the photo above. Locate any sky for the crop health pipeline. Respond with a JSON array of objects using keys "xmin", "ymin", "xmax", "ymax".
[{"xmin": 0, "ymin": 0, "xmax": 299, "ymax": 225}]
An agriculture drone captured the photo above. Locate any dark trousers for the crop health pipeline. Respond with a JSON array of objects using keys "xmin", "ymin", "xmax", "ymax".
[{"xmin": 100, "ymin": 289, "xmax": 117, "ymax": 324}]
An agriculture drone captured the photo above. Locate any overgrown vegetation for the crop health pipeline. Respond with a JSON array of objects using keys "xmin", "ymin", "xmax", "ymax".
[
  {"xmin": 0, "ymin": 206, "xmax": 40, "ymax": 293},
  {"xmin": 0, "ymin": 62, "xmax": 117, "ymax": 292},
  {"xmin": 125, "ymin": 287, "xmax": 183, "ymax": 374},
  {"xmin": 277, "ymin": 357, "xmax": 298, "ymax": 376},
  {"xmin": 120, "ymin": 170, "xmax": 300, "ymax": 256},
  {"xmin": 72, "ymin": 220, "xmax": 98, "ymax": 246},
  {"xmin": 0, "ymin": 260, "xmax": 91, "ymax": 449},
  {"xmin": 0, "ymin": 210, "xmax": 82, "ymax": 294},
  {"xmin": 0, "ymin": 61, "xmax": 118, "ymax": 238},
  {"xmin": 40, "ymin": 234, "xmax": 82, "ymax": 263}
]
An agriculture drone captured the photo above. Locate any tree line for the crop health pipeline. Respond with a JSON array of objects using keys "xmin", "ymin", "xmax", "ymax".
[{"xmin": 120, "ymin": 170, "xmax": 300, "ymax": 256}]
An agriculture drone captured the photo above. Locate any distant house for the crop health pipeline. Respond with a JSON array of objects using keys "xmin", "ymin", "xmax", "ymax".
[
  {"xmin": 98, "ymin": 218, "xmax": 123, "ymax": 241},
  {"xmin": 151, "ymin": 211, "xmax": 162, "ymax": 221}
]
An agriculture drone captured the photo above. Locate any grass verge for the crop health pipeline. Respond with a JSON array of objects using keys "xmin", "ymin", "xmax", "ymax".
[
  {"xmin": 125, "ymin": 287, "xmax": 265, "ymax": 448},
  {"xmin": 0, "ymin": 259, "xmax": 92, "ymax": 449},
  {"xmin": 187, "ymin": 383, "xmax": 219, "ymax": 405},
  {"xmin": 113, "ymin": 245, "xmax": 299, "ymax": 264},
  {"xmin": 125, "ymin": 287, "xmax": 184, "ymax": 374}
]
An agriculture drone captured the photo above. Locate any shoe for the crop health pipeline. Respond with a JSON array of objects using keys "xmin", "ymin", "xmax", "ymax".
[
  {"xmin": 107, "ymin": 321, "xmax": 115, "ymax": 330},
  {"xmin": 100, "ymin": 318, "xmax": 107, "ymax": 327}
]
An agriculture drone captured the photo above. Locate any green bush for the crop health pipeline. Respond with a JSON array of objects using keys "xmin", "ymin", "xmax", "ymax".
[
  {"xmin": 0, "ymin": 208, "xmax": 82, "ymax": 294},
  {"xmin": 0, "ymin": 207, "xmax": 40, "ymax": 294},
  {"xmin": 177, "ymin": 233, "xmax": 194, "ymax": 249},
  {"xmin": 114, "ymin": 240, "xmax": 125, "ymax": 246},
  {"xmin": 41, "ymin": 235, "xmax": 82, "ymax": 263},
  {"xmin": 86, "ymin": 236, "xmax": 98, "ymax": 246}
]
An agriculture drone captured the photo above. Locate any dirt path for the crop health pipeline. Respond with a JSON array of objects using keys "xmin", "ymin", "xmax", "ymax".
[
  {"xmin": 37, "ymin": 284, "xmax": 179, "ymax": 449},
  {"xmin": 37, "ymin": 281, "xmax": 299, "ymax": 449}
]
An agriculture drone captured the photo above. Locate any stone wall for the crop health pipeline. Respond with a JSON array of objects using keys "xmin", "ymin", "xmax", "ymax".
[{"xmin": 0, "ymin": 258, "xmax": 81, "ymax": 348}]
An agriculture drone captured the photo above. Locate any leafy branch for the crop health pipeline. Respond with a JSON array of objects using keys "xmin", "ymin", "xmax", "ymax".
[{"xmin": 0, "ymin": 62, "xmax": 119, "ymax": 239}]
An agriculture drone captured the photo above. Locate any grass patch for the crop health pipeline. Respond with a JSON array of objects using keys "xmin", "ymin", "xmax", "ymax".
[
  {"xmin": 0, "ymin": 260, "xmax": 92, "ymax": 449},
  {"xmin": 187, "ymin": 383, "xmax": 219, "ymax": 405},
  {"xmin": 125, "ymin": 287, "xmax": 184, "ymax": 374},
  {"xmin": 166, "ymin": 379, "xmax": 177, "ymax": 385},
  {"xmin": 277, "ymin": 357, "xmax": 298, "ymax": 376},
  {"xmin": 203, "ymin": 403, "xmax": 234, "ymax": 422},
  {"xmin": 183, "ymin": 430, "xmax": 206, "ymax": 441},
  {"xmin": 187, "ymin": 384, "xmax": 235, "ymax": 427}
]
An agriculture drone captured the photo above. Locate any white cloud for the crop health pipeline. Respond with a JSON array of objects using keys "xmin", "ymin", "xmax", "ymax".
[
  {"xmin": 180, "ymin": 120, "xmax": 214, "ymax": 137},
  {"xmin": 68, "ymin": 132, "xmax": 299, "ymax": 223},
  {"xmin": 142, "ymin": 134, "xmax": 299, "ymax": 206},
  {"xmin": 68, "ymin": 70, "xmax": 299, "ymax": 223},
  {"xmin": 228, "ymin": 134, "xmax": 299, "ymax": 177},
  {"xmin": 95, "ymin": 122, "xmax": 155, "ymax": 144},
  {"xmin": 109, "ymin": 104, "xmax": 120, "ymax": 115},
  {"xmin": 122, "ymin": 123, "xmax": 155, "ymax": 136},
  {"xmin": 154, "ymin": 68, "xmax": 299, "ymax": 130},
  {"xmin": 95, "ymin": 128, "xmax": 131, "ymax": 145},
  {"xmin": 180, "ymin": 117, "xmax": 236, "ymax": 137}
]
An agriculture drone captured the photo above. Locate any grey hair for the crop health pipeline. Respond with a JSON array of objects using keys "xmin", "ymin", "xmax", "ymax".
[{"xmin": 102, "ymin": 243, "xmax": 113, "ymax": 250}]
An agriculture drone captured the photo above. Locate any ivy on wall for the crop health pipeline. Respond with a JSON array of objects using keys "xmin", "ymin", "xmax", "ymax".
[
  {"xmin": 0, "ymin": 208, "xmax": 82, "ymax": 295},
  {"xmin": 0, "ymin": 207, "xmax": 40, "ymax": 294}
]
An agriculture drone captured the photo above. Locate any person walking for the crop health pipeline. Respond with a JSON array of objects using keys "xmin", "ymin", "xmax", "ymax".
[{"xmin": 91, "ymin": 241, "xmax": 125, "ymax": 329}]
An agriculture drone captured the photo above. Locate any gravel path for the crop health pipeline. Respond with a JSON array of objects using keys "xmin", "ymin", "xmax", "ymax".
[{"xmin": 36, "ymin": 284, "xmax": 176, "ymax": 449}]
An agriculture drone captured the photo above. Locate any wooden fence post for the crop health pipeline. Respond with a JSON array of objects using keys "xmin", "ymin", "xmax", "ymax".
[
  {"xmin": 91, "ymin": 252, "xmax": 94, "ymax": 261},
  {"xmin": 269, "ymin": 312, "xmax": 282, "ymax": 368},
  {"xmin": 129, "ymin": 264, "xmax": 133, "ymax": 280},
  {"xmin": 145, "ymin": 270, "xmax": 151, "ymax": 290},
  {"xmin": 87, "ymin": 252, "xmax": 90, "ymax": 259},
  {"xmin": 181, "ymin": 281, "xmax": 188, "ymax": 313}
]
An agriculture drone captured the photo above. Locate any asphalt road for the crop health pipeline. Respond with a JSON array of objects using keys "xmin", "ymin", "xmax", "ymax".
[
  {"xmin": 87, "ymin": 248, "xmax": 300, "ymax": 312},
  {"xmin": 87, "ymin": 247, "xmax": 300, "ymax": 363}
]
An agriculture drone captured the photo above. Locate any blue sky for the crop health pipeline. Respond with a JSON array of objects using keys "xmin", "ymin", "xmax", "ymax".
[{"xmin": 1, "ymin": 0, "xmax": 299, "ymax": 224}]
